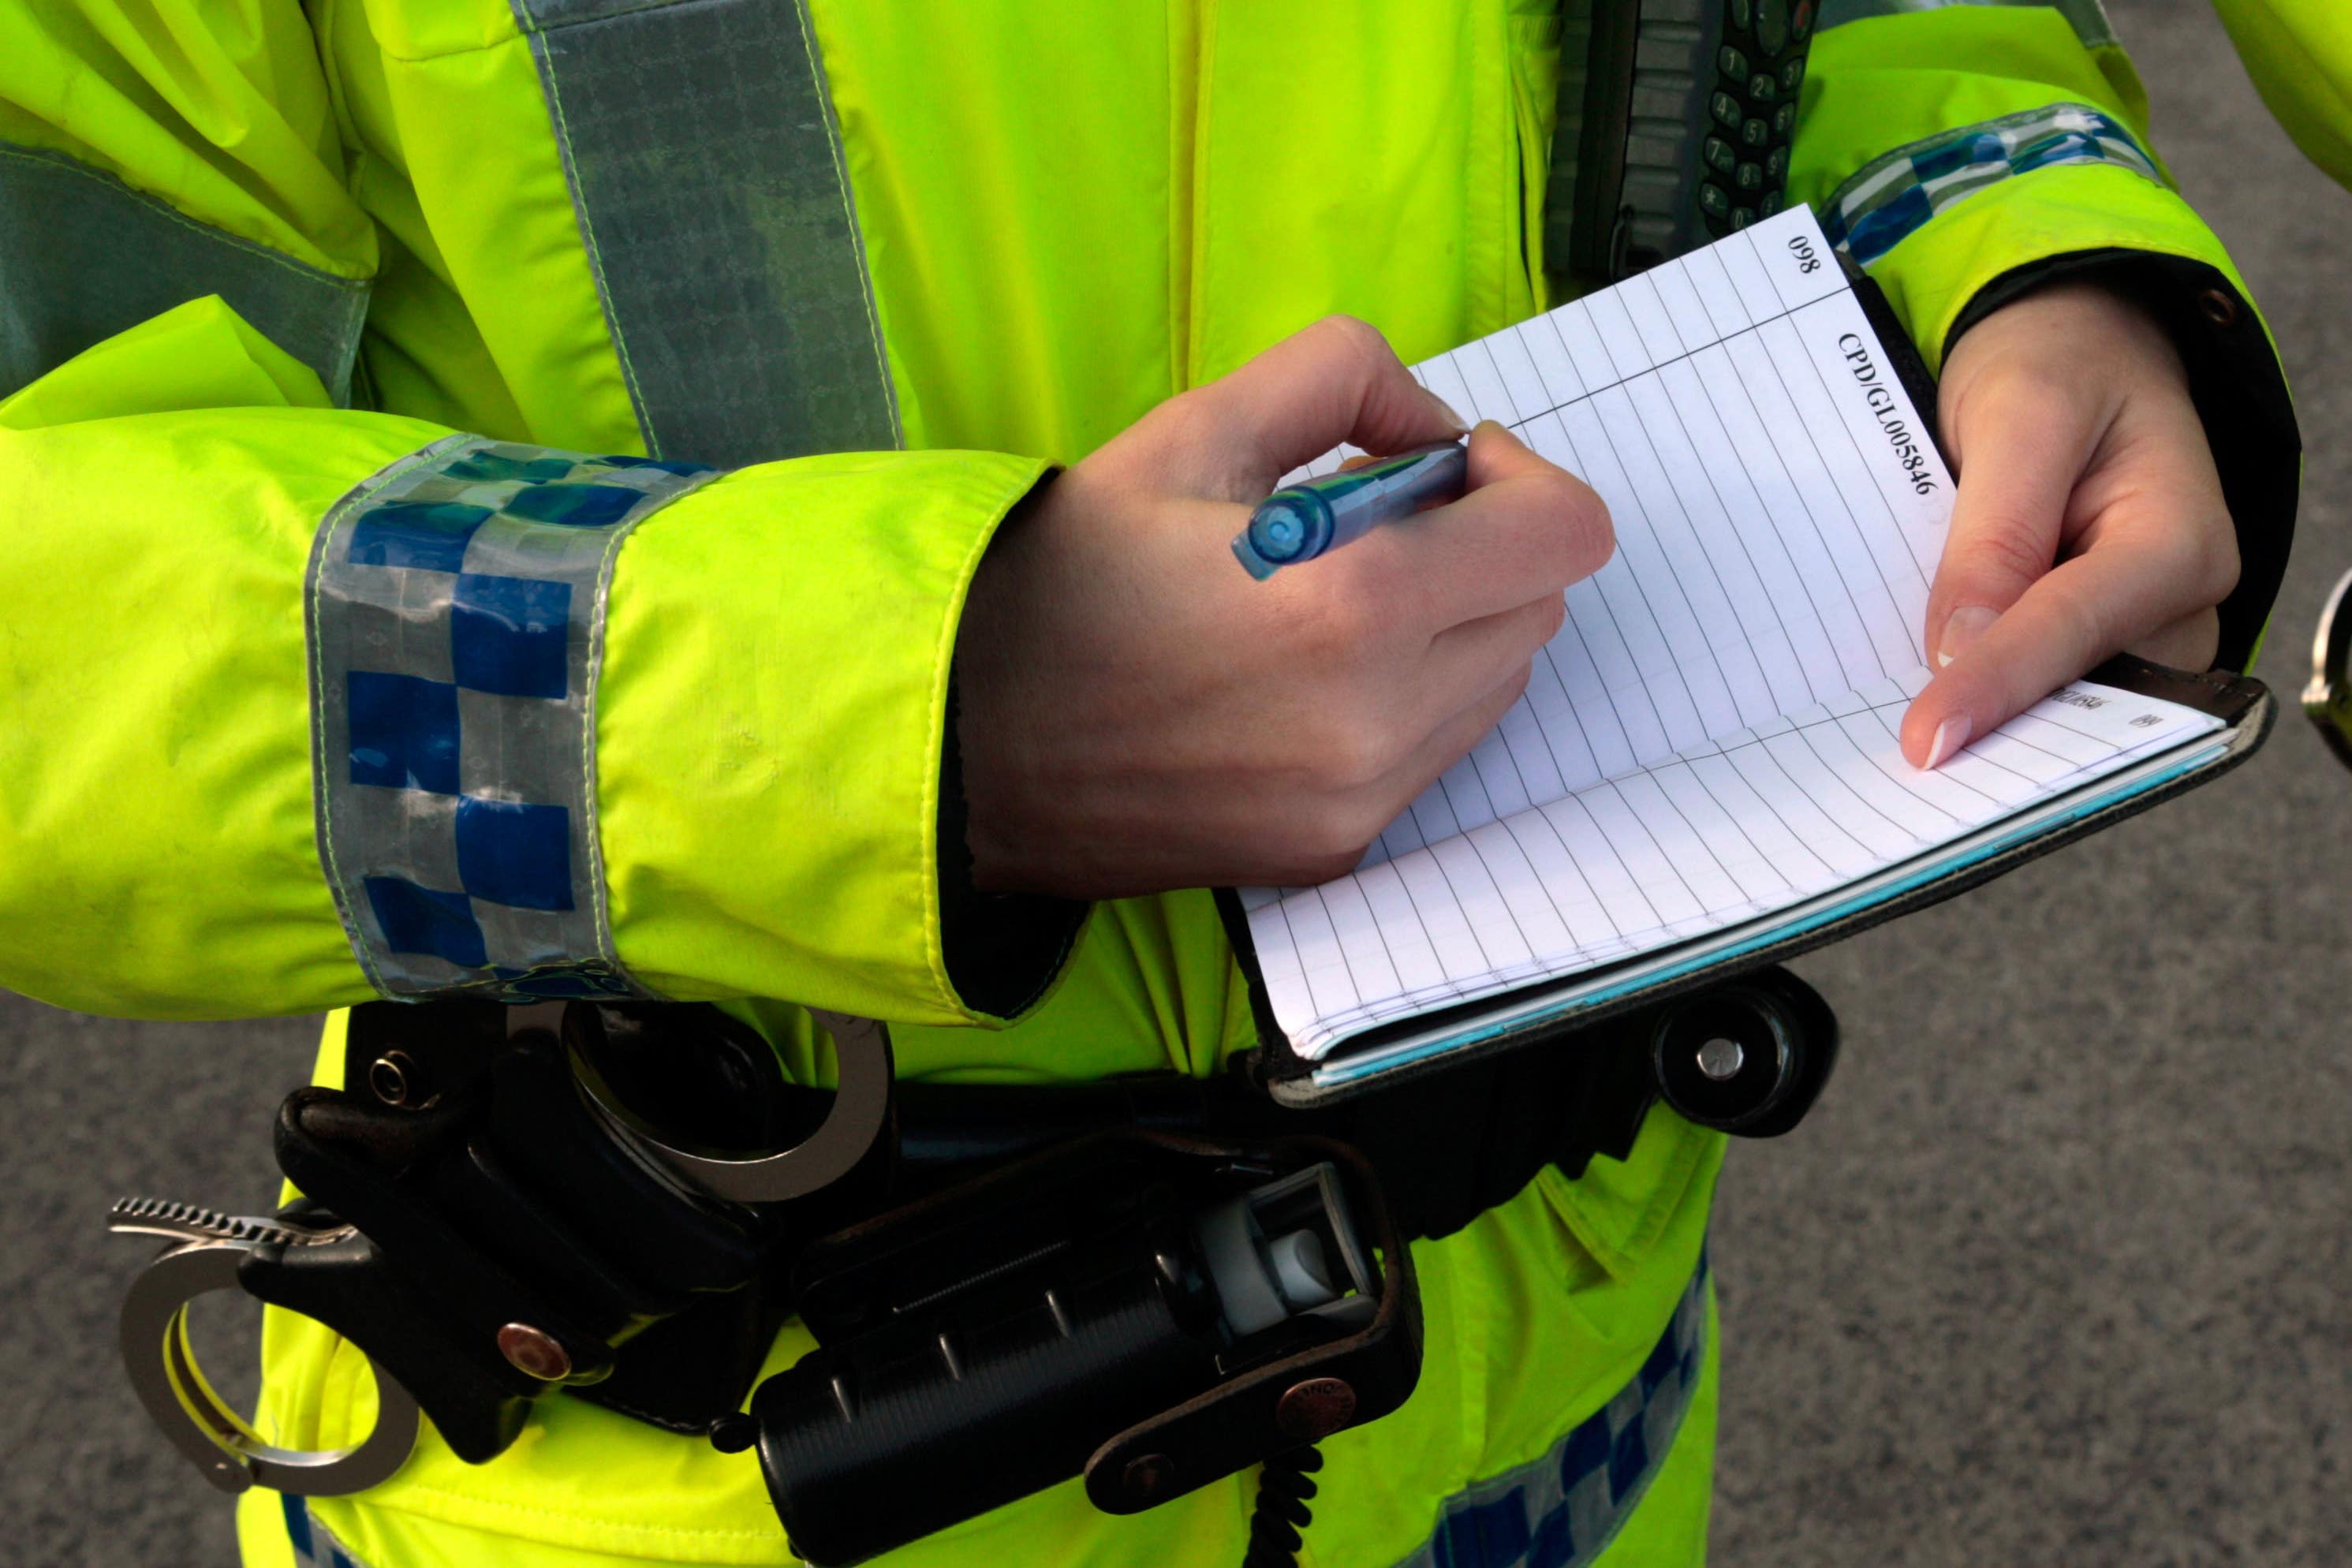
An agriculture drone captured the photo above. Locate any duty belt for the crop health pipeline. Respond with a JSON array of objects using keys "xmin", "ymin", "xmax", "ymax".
[
  {"xmin": 110, "ymin": 973, "xmax": 1831, "ymax": 1565},
  {"xmin": 271, "ymin": 1257, "xmax": 1714, "ymax": 1568}
]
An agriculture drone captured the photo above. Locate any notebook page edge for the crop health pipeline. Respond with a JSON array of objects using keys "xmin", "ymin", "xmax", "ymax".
[{"xmin": 1269, "ymin": 675, "xmax": 2222, "ymax": 1059}]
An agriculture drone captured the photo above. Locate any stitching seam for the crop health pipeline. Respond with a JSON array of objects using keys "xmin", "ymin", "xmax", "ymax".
[
  {"xmin": 579, "ymin": 468, "xmax": 721, "ymax": 986},
  {"xmin": 512, "ymin": 13, "xmax": 659, "ymax": 455},
  {"xmin": 0, "ymin": 143, "xmax": 370, "ymax": 287},
  {"xmin": 789, "ymin": 0, "xmax": 905, "ymax": 447}
]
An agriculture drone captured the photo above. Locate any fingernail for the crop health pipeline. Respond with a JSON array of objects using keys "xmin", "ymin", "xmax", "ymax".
[
  {"xmin": 1936, "ymin": 605, "xmax": 1997, "ymax": 669},
  {"xmin": 1925, "ymin": 715, "xmax": 1972, "ymax": 771},
  {"xmin": 1425, "ymin": 390, "xmax": 1470, "ymax": 435}
]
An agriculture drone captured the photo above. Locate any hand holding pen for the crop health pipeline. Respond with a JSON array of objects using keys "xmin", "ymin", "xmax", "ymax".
[{"xmin": 952, "ymin": 315, "xmax": 1615, "ymax": 901}]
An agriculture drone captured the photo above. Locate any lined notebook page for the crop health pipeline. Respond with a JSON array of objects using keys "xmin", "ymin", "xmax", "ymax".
[{"xmin": 1241, "ymin": 207, "xmax": 2223, "ymax": 1060}]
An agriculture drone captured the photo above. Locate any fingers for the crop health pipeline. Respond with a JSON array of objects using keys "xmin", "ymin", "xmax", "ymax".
[
  {"xmin": 1259, "ymin": 664, "xmax": 1534, "ymax": 887},
  {"xmin": 1199, "ymin": 315, "xmax": 1466, "ymax": 486},
  {"xmin": 1898, "ymin": 531, "xmax": 2226, "ymax": 767},
  {"xmin": 1922, "ymin": 378, "xmax": 2096, "ymax": 670},
  {"xmin": 1903, "ymin": 307, "xmax": 2237, "ymax": 767},
  {"xmin": 1367, "ymin": 421, "xmax": 1615, "ymax": 625},
  {"xmin": 1417, "ymin": 592, "xmax": 1565, "ymax": 727},
  {"xmin": 1367, "ymin": 665, "xmax": 1536, "ymax": 829}
]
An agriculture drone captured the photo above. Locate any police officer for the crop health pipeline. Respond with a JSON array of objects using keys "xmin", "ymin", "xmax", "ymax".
[{"xmin": 0, "ymin": 1, "xmax": 2298, "ymax": 1565}]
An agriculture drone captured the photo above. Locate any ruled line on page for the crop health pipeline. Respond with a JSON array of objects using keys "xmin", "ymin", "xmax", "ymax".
[
  {"xmin": 1251, "ymin": 678, "xmax": 2222, "ymax": 1057},
  {"xmin": 1244, "ymin": 207, "xmax": 2221, "ymax": 1058},
  {"xmin": 1283, "ymin": 211, "xmax": 1936, "ymax": 866}
]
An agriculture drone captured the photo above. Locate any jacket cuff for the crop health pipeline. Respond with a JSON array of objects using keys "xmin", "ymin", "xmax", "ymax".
[
  {"xmin": 597, "ymin": 449, "xmax": 1062, "ymax": 1025},
  {"xmin": 1810, "ymin": 104, "xmax": 2298, "ymax": 674},
  {"xmin": 934, "ymin": 676, "xmax": 1090, "ymax": 1020},
  {"xmin": 1944, "ymin": 248, "xmax": 2301, "ymax": 673}
]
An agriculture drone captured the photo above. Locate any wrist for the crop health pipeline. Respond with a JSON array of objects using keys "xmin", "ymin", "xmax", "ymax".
[
  {"xmin": 950, "ymin": 469, "xmax": 1055, "ymax": 893},
  {"xmin": 933, "ymin": 469, "xmax": 1090, "ymax": 1017}
]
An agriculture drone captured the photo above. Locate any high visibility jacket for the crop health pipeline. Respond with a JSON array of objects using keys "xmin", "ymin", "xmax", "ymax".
[
  {"xmin": 0, "ymin": 2, "xmax": 2297, "ymax": 1566},
  {"xmin": 2212, "ymin": 0, "xmax": 2352, "ymax": 190}
]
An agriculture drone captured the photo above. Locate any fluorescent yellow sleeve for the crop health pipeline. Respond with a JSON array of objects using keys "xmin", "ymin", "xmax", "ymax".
[
  {"xmin": 0, "ymin": 0, "xmax": 1064, "ymax": 1026},
  {"xmin": 0, "ymin": 304, "xmax": 1051, "ymax": 1022},
  {"xmin": 2212, "ymin": 0, "xmax": 2352, "ymax": 191},
  {"xmin": 594, "ymin": 450, "xmax": 1051, "ymax": 1024},
  {"xmin": 0, "ymin": 304, "xmax": 449, "ymax": 1017},
  {"xmin": 1795, "ymin": 5, "xmax": 2261, "ymax": 370}
]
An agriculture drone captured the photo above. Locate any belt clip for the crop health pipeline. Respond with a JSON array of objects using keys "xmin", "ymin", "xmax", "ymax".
[{"xmin": 107, "ymin": 1197, "xmax": 421, "ymax": 1496}]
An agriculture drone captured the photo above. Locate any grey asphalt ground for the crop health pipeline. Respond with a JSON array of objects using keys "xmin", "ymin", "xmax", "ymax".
[{"xmin": 4, "ymin": 2, "xmax": 2347, "ymax": 1562}]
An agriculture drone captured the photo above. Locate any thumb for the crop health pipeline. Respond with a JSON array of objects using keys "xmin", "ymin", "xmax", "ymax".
[
  {"xmin": 1202, "ymin": 315, "xmax": 1468, "ymax": 485},
  {"xmin": 1922, "ymin": 381, "xmax": 2092, "ymax": 670},
  {"xmin": 1460, "ymin": 416, "xmax": 1562, "ymax": 491}
]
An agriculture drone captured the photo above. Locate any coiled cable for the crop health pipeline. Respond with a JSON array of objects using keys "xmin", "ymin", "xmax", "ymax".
[{"xmin": 1241, "ymin": 1444, "xmax": 1323, "ymax": 1568}]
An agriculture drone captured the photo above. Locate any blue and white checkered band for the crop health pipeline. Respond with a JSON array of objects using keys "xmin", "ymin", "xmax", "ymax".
[
  {"xmin": 1394, "ymin": 1259, "xmax": 1708, "ymax": 1568},
  {"xmin": 1818, "ymin": 0, "xmax": 2118, "ymax": 52},
  {"xmin": 285, "ymin": 1496, "xmax": 376, "ymax": 1568},
  {"xmin": 1821, "ymin": 102, "xmax": 2162, "ymax": 267},
  {"xmin": 307, "ymin": 435, "xmax": 716, "ymax": 1002}
]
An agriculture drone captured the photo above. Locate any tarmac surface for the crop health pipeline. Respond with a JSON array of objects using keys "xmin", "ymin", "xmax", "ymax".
[{"xmin": 4, "ymin": 0, "xmax": 2348, "ymax": 1562}]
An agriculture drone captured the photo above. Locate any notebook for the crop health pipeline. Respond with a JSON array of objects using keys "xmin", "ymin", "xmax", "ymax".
[{"xmin": 1223, "ymin": 206, "xmax": 2272, "ymax": 1105}]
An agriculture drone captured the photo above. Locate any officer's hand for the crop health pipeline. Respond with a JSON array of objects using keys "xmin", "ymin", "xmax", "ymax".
[
  {"xmin": 1899, "ymin": 282, "xmax": 2238, "ymax": 767},
  {"xmin": 955, "ymin": 315, "xmax": 1614, "ymax": 898}
]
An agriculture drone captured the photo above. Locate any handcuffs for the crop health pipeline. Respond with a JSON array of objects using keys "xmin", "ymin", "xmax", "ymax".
[
  {"xmin": 109, "ymin": 1001, "xmax": 897, "ymax": 1506},
  {"xmin": 110, "ymin": 1198, "xmax": 420, "ymax": 1496},
  {"xmin": 2303, "ymin": 566, "xmax": 2352, "ymax": 772}
]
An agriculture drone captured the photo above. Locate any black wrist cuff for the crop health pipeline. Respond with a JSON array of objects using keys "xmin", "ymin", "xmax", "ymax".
[{"xmin": 935, "ymin": 680, "xmax": 1090, "ymax": 1021}]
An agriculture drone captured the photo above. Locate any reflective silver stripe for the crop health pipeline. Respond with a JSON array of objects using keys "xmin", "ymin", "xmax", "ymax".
[
  {"xmin": 1817, "ymin": 0, "xmax": 2119, "ymax": 51},
  {"xmin": 0, "ymin": 140, "xmax": 369, "ymax": 405},
  {"xmin": 1391, "ymin": 1260, "xmax": 1708, "ymax": 1568},
  {"xmin": 1820, "ymin": 102, "xmax": 2160, "ymax": 266},
  {"xmin": 510, "ymin": 0, "xmax": 902, "ymax": 469},
  {"xmin": 308, "ymin": 437, "xmax": 716, "ymax": 1001},
  {"xmin": 286, "ymin": 1496, "xmax": 377, "ymax": 1568}
]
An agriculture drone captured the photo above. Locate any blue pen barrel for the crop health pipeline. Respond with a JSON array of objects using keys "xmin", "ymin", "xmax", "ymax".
[{"xmin": 1233, "ymin": 440, "xmax": 1470, "ymax": 580}]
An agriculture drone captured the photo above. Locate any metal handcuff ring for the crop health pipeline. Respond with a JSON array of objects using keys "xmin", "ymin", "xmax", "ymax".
[
  {"xmin": 2303, "ymin": 566, "xmax": 2352, "ymax": 773},
  {"xmin": 110, "ymin": 1200, "xmax": 423, "ymax": 1496},
  {"xmin": 110, "ymin": 1004, "xmax": 895, "ymax": 1495},
  {"xmin": 549, "ymin": 1002, "xmax": 896, "ymax": 1204}
]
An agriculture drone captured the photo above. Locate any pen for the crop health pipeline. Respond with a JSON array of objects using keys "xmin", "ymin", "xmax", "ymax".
[{"xmin": 1231, "ymin": 439, "xmax": 1470, "ymax": 581}]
